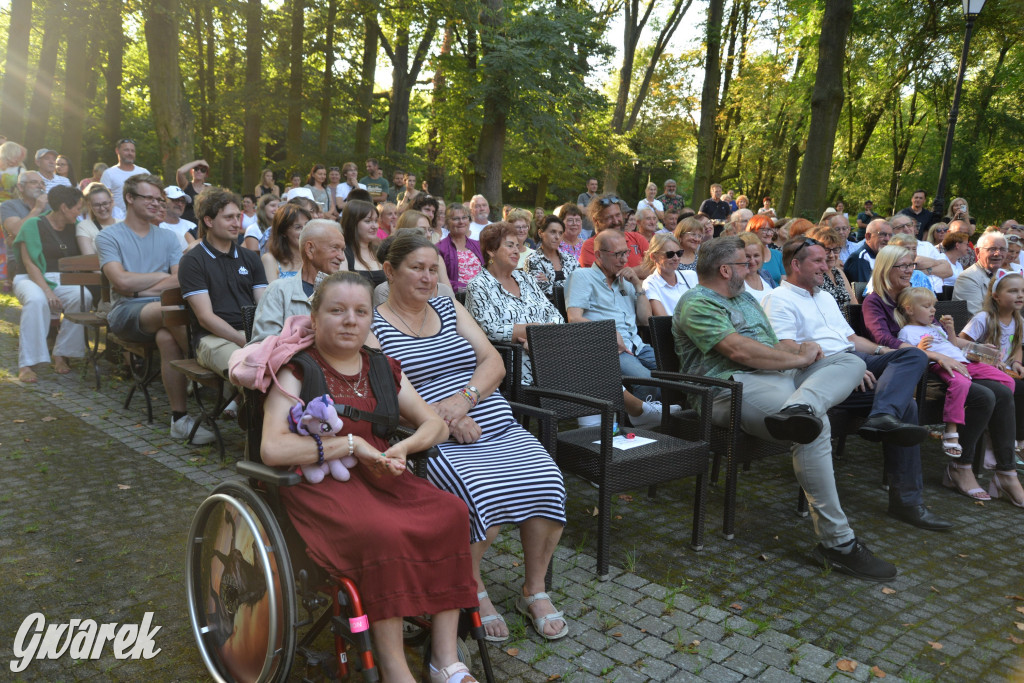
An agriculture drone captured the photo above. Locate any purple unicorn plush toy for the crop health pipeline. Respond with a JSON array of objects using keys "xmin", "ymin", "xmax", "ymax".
[{"xmin": 288, "ymin": 394, "xmax": 358, "ymax": 483}]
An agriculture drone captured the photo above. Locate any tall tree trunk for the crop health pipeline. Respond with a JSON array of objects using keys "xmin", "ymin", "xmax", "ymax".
[
  {"xmin": 285, "ymin": 0, "xmax": 306, "ymax": 164},
  {"xmin": 242, "ymin": 0, "xmax": 262, "ymax": 190},
  {"xmin": 0, "ymin": 0, "xmax": 33, "ymax": 140},
  {"xmin": 353, "ymin": 10, "xmax": 378, "ymax": 159},
  {"xmin": 691, "ymin": 0, "xmax": 725, "ymax": 208},
  {"xmin": 382, "ymin": 20, "xmax": 437, "ymax": 163},
  {"xmin": 317, "ymin": 0, "xmax": 338, "ymax": 157},
  {"xmin": 103, "ymin": 0, "xmax": 123, "ymax": 147},
  {"xmin": 60, "ymin": 9, "xmax": 88, "ymax": 176},
  {"xmin": 473, "ymin": 0, "xmax": 506, "ymax": 214},
  {"xmin": 25, "ymin": 0, "xmax": 64, "ymax": 154},
  {"xmin": 792, "ymin": 0, "xmax": 853, "ymax": 219},
  {"xmin": 143, "ymin": 0, "xmax": 195, "ymax": 182},
  {"xmin": 426, "ymin": 25, "xmax": 452, "ymax": 198},
  {"xmin": 778, "ymin": 141, "xmax": 801, "ymax": 218},
  {"xmin": 203, "ymin": 2, "xmax": 216, "ymax": 162},
  {"xmin": 192, "ymin": 4, "xmax": 209, "ymax": 160}
]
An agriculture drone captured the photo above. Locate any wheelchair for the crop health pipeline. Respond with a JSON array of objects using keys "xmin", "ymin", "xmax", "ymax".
[{"xmin": 186, "ymin": 393, "xmax": 496, "ymax": 682}]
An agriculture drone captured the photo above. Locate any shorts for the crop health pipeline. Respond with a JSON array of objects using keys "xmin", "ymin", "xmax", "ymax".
[{"xmin": 107, "ymin": 297, "xmax": 160, "ymax": 343}]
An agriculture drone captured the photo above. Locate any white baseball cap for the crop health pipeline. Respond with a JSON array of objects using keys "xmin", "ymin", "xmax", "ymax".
[
  {"xmin": 285, "ymin": 187, "xmax": 315, "ymax": 202},
  {"xmin": 164, "ymin": 185, "xmax": 192, "ymax": 203}
]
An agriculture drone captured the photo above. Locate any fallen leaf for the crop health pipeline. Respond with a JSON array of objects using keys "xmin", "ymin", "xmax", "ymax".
[
  {"xmin": 117, "ymin": 484, "xmax": 131, "ymax": 490},
  {"xmin": 612, "ymin": 632, "xmax": 622, "ymax": 637},
  {"xmin": 1007, "ymin": 595, "xmax": 1024, "ymax": 601},
  {"xmin": 505, "ymin": 647, "xmax": 519, "ymax": 656},
  {"xmin": 12, "ymin": 419, "xmax": 25, "ymax": 423},
  {"xmin": 928, "ymin": 641, "xmax": 943, "ymax": 650},
  {"xmin": 957, "ymin": 553, "xmax": 968, "ymax": 558},
  {"xmin": 690, "ymin": 639, "xmax": 701, "ymax": 646},
  {"xmin": 143, "ymin": 450, "xmax": 158, "ymax": 455},
  {"xmin": 871, "ymin": 665, "xmax": 887, "ymax": 678},
  {"xmin": 730, "ymin": 602, "xmax": 743, "ymax": 610},
  {"xmin": 836, "ymin": 659, "xmax": 857, "ymax": 673},
  {"xmin": 592, "ymin": 507, "xmax": 599, "ymax": 517},
  {"xmin": 1009, "ymin": 635, "xmax": 1024, "ymax": 645},
  {"xmin": 1015, "ymin": 622, "xmax": 1024, "ymax": 631},
  {"xmin": 881, "ymin": 587, "xmax": 896, "ymax": 595},
  {"xmin": 74, "ymin": 558, "xmax": 83, "ymax": 563},
  {"xmin": 759, "ymin": 553, "xmax": 770, "ymax": 561},
  {"xmin": 1017, "ymin": 606, "xmax": 1024, "ymax": 615},
  {"xmin": 614, "ymin": 515, "xmax": 622, "ymax": 520},
  {"xmin": 640, "ymin": 628, "xmax": 647, "ymax": 633},
  {"xmin": 930, "ymin": 586, "xmax": 941, "ymax": 594},
  {"xmin": 511, "ymin": 561, "xmax": 520, "ymax": 567},
  {"xmin": 546, "ymin": 676, "xmax": 561, "ymax": 682},
  {"xmin": 41, "ymin": 416, "xmax": 56, "ymax": 422},
  {"xmin": 975, "ymin": 500, "xmax": 986, "ymax": 506},
  {"xmin": 617, "ymin": 494, "xmax": 633, "ymax": 502}
]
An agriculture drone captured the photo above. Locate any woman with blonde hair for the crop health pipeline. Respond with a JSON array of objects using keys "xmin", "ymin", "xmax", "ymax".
[
  {"xmin": 376, "ymin": 201, "xmax": 398, "ymax": 238},
  {"xmin": 672, "ymin": 217, "xmax": 703, "ymax": 271},
  {"xmin": 641, "ymin": 233, "xmax": 696, "ymax": 315},
  {"xmin": 0, "ymin": 141, "xmax": 27, "ymax": 199},
  {"xmin": 736, "ymin": 232, "xmax": 774, "ymax": 304},
  {"xmin": 76, "ymin": 183, "xmax": 118, "ymax": 255},
  {"xmin": 507, "ymin": 207, "xmax": 535, "ymax": 267},
  {"xmin": 636, "ymin": 182, "xmax": 665, "ymax": 223}
]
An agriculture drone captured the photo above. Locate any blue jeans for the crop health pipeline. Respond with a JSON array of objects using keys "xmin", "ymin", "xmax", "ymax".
[
  {"xmin": 619, "ymin": 344, "xmax": 659, "ymax": 401},
  {"xmin": 839, "ymin": 348, "xmax": 928, "ymax": 505}
]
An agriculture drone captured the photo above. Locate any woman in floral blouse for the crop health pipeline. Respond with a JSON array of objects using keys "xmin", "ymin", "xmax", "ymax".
[
  {"xmin": 526, "ymin": 215, "xmax": 580, "ymax": 297},
  {"xmin": 464, "ymin": 222, "xmax": 562, "ymax": 385}
]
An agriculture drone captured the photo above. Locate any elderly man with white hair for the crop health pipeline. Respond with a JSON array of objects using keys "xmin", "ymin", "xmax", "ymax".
[
  {"xmin": 890, "ymin": 213, "xmax": 951, "ymax": 292},
  {"xmin": 468, "ymin": 194, "xmax": 490, "ymax": 239},
  {"xmin": 953, "ymin": 231, "xmax": 1006, "ymax": 315}
]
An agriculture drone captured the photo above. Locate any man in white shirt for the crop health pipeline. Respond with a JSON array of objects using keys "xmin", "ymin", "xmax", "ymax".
[
  {"xmin": 890, "ymin": 214, "xmax": 951, "ymax": 292},
  {"xmin": 762, "ymin": 237, "xmax": 951, "ymax": 532},
  {"xmin": 35, "ymin": 149, "xmax": 72, "ymax": 193},
  {"xmin": 468, "ymin": 194, "xmax": 491, "ymax": 240},
  {"xmin": 100, "ymin": 138, "xmax": 150, "ymax": 221}
]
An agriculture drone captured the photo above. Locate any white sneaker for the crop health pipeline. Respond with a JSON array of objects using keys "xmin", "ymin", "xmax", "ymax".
[
  {"xmin": 631, "ymin": 400, "xmax": 665, "ymax": 428},
  {"xmin": 171, "ymin": 415, "xmax": 216, "ymax": 445}
]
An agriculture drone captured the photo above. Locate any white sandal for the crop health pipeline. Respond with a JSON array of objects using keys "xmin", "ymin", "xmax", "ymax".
[
  {"xmin": 429, "ymin": 661, "xmax": 478, "ymax": 683},
  {"xmin": 515, "ymin": 591, "xmax": 569, "ymax": 640},
  {"xmin": 942, "ymin": 432, "xmax": 962, "ymax": 458},
  {"xmin": 476, "ymin": 590, "xmax": 508, "ymax": 642}
]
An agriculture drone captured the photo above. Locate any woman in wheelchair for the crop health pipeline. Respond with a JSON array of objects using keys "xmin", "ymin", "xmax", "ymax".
[{"xmin": 261, "ymin": 271, "xmax": 481, "ymax": 683}]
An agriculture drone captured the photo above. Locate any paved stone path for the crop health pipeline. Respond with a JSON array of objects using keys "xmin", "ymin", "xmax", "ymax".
[{"xmin": 2, "ymin": 299, "xmax": 1024, "ymax": 681}]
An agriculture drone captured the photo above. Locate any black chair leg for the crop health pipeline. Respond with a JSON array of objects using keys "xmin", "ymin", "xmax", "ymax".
[{"xmin": 796, "ymin": 488, "xmax": 809, "ymax": 517}]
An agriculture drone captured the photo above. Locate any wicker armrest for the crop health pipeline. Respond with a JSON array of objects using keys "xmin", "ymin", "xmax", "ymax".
[
  {"xmin": 236, "ymin": 461, "xmax": 303, "ymax": 487},
  {"xmin": 622, "ymin": 375, "xmax": 715, "ymax": 442},
  {"xmin": 522, "ymin": 386, "xmax": 615, "ymax": 413},
  {"xmin": 651, "ymin": 370, "xmax": 741, "ymax": 393}
]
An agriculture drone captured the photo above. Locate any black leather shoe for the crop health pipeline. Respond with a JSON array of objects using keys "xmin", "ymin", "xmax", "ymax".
[
  {"xmin": 765, "ymin": 404, "xmax": 822, "ymax": 444},
  {"xmin": 858, "ymin": 414, "xmax": 928, "ymax": 446},
  {"xmin": 887, "ymin": 504, "xmax": 955, "ymax": 531}
]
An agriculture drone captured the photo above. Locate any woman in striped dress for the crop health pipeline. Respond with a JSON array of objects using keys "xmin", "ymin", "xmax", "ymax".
[{"xmin": 369, "ymin": 232, "xmax": 569, "ymax": 643}]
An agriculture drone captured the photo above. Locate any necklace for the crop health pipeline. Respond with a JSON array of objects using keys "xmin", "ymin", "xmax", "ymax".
[
  {"xmin": 386, "ymin": 302, "xmax": 428, "ymax": 337},
  {"xmin": 48, "ymin": 221, "xmax": 72, "ymax": 251},
  {"xmin": 338, "ymin": 365, "xmax": 367, "ymax": 398}
]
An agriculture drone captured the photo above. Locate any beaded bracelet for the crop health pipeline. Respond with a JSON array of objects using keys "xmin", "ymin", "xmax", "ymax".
[
  {"xmin": 458, "ymin": 387, "xmax": 478, "ymax": 408},
  {"xmin": 312, "ymin": 434, "xmax": 325, "ymax": 465},
  {"xmin": 348, "ymin": 433, "xmax": 354, "ymax": 458}
]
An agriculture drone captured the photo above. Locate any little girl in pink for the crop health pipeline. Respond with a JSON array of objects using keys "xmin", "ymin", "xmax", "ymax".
[{"xmin": 895, "ymin": 287, "xmax": 1014, "ymax": 459}]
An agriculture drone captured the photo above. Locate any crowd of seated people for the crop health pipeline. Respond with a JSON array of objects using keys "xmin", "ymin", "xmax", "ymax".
[{"xmin": 9, "ymin": 136, "xmax": 1024, "ymax": 677}]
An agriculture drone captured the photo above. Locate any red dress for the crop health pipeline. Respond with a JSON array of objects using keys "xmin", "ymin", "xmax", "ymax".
[{"xmin": 279, "ymin": 349, "xmax": 477, "ymax": 621}]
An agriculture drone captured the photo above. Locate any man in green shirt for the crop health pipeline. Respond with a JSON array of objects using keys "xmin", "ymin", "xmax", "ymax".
[{"xmin": 673, "ymin": 236, "xmax": 896, "ymax": 582}]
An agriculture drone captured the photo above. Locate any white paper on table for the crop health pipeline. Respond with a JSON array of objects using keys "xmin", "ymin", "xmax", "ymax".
[{"xmin": 592, "ymin": 434, "xmax": 657, "ymax": 450}]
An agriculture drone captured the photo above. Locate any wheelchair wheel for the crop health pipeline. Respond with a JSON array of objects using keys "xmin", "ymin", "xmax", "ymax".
[{"xmin": 186, "ymin": 480, "xmax": 297, "ymax": 682}]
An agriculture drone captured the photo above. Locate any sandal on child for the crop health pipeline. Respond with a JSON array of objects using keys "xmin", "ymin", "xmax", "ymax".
[
  {"xmin": 429, "ymin": 661, "xmax": 478, "ymax": 683},
  {"xmin": 477, "ymin": 591, "xmax": 509, "ymax": 642},
  {"xmin": 515, "ymin": 591, "xmax": 569, "ymax": 641},
  {"xmin": 942, "ymin": 432, "xmax": 962, "ymax": 458},
  {"xmin": 943, "ymin": 463, "xmax": 991, "ymax": 501}
]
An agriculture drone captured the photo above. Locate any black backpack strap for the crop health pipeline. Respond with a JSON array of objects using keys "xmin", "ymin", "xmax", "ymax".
[{"xmin": 291, "ymin": 348, "xmax": 399, "ymax": 440}]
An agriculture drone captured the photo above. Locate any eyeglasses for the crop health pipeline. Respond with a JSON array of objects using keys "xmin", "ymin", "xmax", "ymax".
[
  {"xmin": 791, "ymin": 237, "xmax": 822, "ymax": 257},
  {"xmin": 724, "ymin": 261, "xmax": 751, "ymax": 269},
  {"xmin": 131, "ymin": 193, "xmax": 164, "ymax": 204},
  {"xmin": 194, "ymin": 167, "xmax": 208, "ymax": 174},
  {"xmin": 328, "ymin": 166, "xmax": 339, "ymax": 171},
  {"xmin": 824, "ymin": 246, "xmax": 841, "ymax": 255},
  {"xmin": 662, "ymin": 250, "xmax": 685, "ymax": 258},
  {"xmin": 599, "ymin": 249, "xmax": 629, "ymax": 260},
  {"xmin": 982, "ymin": 246, "xmax": 1007, "ymax": 253},
  {"xmin": 91, "ymin": 201, "xmax": 113, "ymax": 210},
  {"xmin": 757, "ymin": 228, "xmax": 776, "ymax": 235},
  {"xmin": 116, "ymin": 138, "xmax": 135, "ymax": 146},
  {"xmin": 893, "ymin": 262, "xmax": 916, "ymax": 271}
]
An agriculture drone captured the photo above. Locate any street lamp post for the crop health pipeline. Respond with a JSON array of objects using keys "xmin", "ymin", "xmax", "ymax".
[{"xmin": 934, "ymin": 0, "xmax": 988, "ymax": 214}]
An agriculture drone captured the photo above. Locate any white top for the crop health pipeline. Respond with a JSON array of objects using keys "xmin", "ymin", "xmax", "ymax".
[
  {"xmin": 43, "ymin": 174, "xmax": 72, "ymax": 193},
  {"xmin": 941, "ymin": 251, "xmax": 964, "ymax": 286},
  {"xmin": 962, "ymin": 311, "xmax": 1019, "ymax": 363},
  {"xmin": 469, "ymin": 221, "xmax": 489, "ymax": 240},
  {"xmin": 242, "ymin": 223, "xmax": 263, "ymax": 244},
  {"xmin": 242, "ymin": 212, "xmax": 259, "ymax": 230},
  {"xmin": 636, "ymin": 198, "xmax": 664, "ymax": 214},
  {"xmin": 100, "ymin": 164, "xmax": 150, "ymax": 220},
  {"xmin": 743, "ymin": 276, "xmax": 774, "ymax": 304},
  {"xmin": 897, "ymin": 323, "xmax": 967, "ymax": 362},
  {"xmin": 336, "ymin": 182, "xmax": 366, "ymax": 201},
  {"xmin": 762, "ymin": 280, "xmax": 855, "ymax": 356},
  {"xmin": 642, "ymin": 269, "xmax": 697, "ymax": 315},
  {"xmin": 159, "ymin": 218, "xmax": 197, "ymax": 252}
]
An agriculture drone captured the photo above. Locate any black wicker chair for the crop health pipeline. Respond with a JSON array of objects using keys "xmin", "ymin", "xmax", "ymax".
[
  {"xmin": 935, "ymin": 299, "xmax": 970, "ymax": 335},
  {"xmin": 525, "ymin": 319, "xmax": 714, "ymax": 580},
  {"xmin": 647, "ymin": 315, "xmax": 809, "ymax": 538}
]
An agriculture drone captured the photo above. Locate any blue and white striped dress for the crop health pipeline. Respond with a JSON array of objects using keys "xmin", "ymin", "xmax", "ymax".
[{"xmin": 372, "ymin": 296, "xmax": 566, "ymax": 543}]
